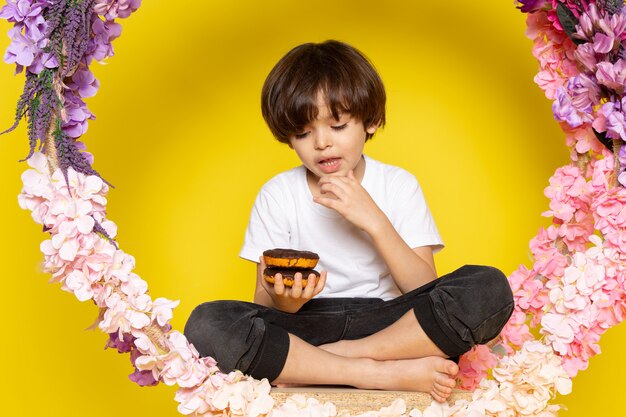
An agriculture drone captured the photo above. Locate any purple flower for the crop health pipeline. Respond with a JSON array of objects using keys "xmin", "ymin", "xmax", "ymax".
[
  {"xmin": 597, "ymin": 6, "xmax": 626, "ymax": 38},
  {"xmin": 105, "ymin": 332, "xmax": 135, "ymax": 353},
  {"xmin": 593, "ymin": 32, "xmax": 615, "ymax": 53},
  {"xmin": 95, "ymin": 0, "xmax": 142, "ymax": 20},
  {"xmin": 23, "ymin": 14, "xmax": 46, "ymax": 46},
  {"xmin": 0, "ymin": 0, "xmax": 46, "ymax": 24},
  {"xmin": 619, "ymin": 146, "xmax": 626, "ymax": 187},
  {"xmin": 27, "ymin": 50, "xmax": 58, "ymax": 75},
  {"xmin": 129, "ymin": 346, "xmax": 159, "ymax": 386},
  {"xmin": 4, "ymin": 26, "xmax": 37, "ymax": 67},
  {"xmin": 61, "ymin": 91, "xmax": 95, "ymax": 138},
  {"xmin": 129, "ymin": 369, "xmax": 159, "ymax": 386},
  {"xmin": 68, "ymin": 67, "xmax": 100, "ymax": 98},
  {"xmin": 516, "ymin": 0, "xmax": 547, "ymax": 13},
  {"xmin": 87, "ymin": 15, "xmax": 122, "ymax": 62},
  {"xmin": 75, "ymin": 140, "xmax": 95, "ymax": 165},
  {"xmin": 601, "ymin": 98, "xmax": 626, "ymax": 140},
  {"xmin": 620, "ymin": 144, "xmax": 626, "ymax": 166},
  {"xmin": 552, "ymin": 85, "xmax": 593, "ymax": 128},
  {"xmin": 568, "ymin": 74, "xmax": 600, "ymax": 112},
  {"xmin": 573, "ymin": 43, "xmax": 598, "ymax": 72}
]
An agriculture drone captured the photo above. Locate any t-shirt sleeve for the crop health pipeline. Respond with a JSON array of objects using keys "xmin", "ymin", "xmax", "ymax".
[
  {"xmin": 239, "ymin": 182, "xmax": 291, "ymax": 263},
  {"xmin": 389, "ymin": 171, "xmax": 444, "ymax": 253}
]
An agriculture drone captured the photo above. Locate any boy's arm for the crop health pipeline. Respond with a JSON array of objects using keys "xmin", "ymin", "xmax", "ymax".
[
  {"xmin": 253, "ymin": 257, "xmax": 327, "ymax": 313},
  {"xmin": 315, "ymin": 170, "xmax": 437, "ymax": 293}
]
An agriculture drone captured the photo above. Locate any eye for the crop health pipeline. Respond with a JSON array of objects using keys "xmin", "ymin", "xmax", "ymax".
[
  {"xmin": 294, "ymin": 131, "xmax": 310, "ymax": 139},
  {"xmin": 331, "ymin": 123, "xmax": 348, "ymax": 131}
]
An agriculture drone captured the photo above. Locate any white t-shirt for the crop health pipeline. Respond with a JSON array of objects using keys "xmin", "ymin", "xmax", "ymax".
[{"xmin": 239, "ymin": 155, "xmax": 444, "ymax": 300}]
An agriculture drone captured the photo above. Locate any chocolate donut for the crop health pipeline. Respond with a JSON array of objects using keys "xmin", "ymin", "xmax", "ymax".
[
  {"xmin": 263, "ymin": 248, "xmax": 319, "ymax": 269},
  {"xmin": 263, "ymin": 267, "xmax": 321, "ymax": 287}
]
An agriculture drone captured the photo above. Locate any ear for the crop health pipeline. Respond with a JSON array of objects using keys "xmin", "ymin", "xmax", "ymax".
[{"xmin": 365, "ymin": 121, "xmax": 380, "ymax": 135}]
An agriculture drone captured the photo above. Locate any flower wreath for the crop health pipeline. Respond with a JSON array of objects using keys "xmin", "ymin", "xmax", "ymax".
[{"xmin": 2, "ymin": 1, "xmax": 626, "ymax": 416}]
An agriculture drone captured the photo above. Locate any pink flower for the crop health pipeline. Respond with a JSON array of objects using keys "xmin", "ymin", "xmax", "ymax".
[
  {"xmin": 175, "ymin": 383, "xmax": 216, "ymax": 416},
  {"xmin": 473, "ymin": 340, "xmax": 571, "ymax": 416},
  {"xmin": 592, "ymin": 187, "xmax": 626, "ymax": 247},
  {"xmin": 500, "ymin": 308, "xmax": 534, "ymax": 351},
  {"xmin": 596, "ymin": 60, "xmax": 626, "ymax": 94},
  {"xmin": 151, "ymin": 298, "xmax": 180, "ymax": 327},
  {"xmin": 541, "ymin": 313, "xmax": 576, "ymax": 355},
  {"xmin": 509, "ymin": 265, "xmax": 546, "ymax": 311},
  {"xmin": 544, "ymin": 165, "xmax": 587, "ymax": 202},
  {"xmin": 587, "ymin": 154, "xmax": 615, "ymax": 195},
  {"xmin": 535, "ymin": 68, "xmax": 566, "ymax": 100},
  {"xmin": 457, "ymin": 345, "xmax": 499, "ymax": 390},
  {"xmin": 135, "ymin": 331, "xmax": 216, "ymax": 388},
  {"xmin": 573, "ymin": 42, "xmax": 597, "ymax": 72},
  {"xmin": 18, "ymin": 152, "xmax": 54, "ymax": 224},
  {"xmin": 211, "ymin": 372, "xmax": 274, "ymax": 417},
  {"xmin": 557, "ymin": 210, "xmax": 594, "ymax": 252},
  {"xmin": 100, "ymin": 292, "xmax": 151, "ymax": 335}
]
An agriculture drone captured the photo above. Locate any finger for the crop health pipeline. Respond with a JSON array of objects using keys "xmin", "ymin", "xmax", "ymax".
[
  {"xmin": 301, "ymin": 272, "xmax": 317, "ymax": 299},
  {"xmin": 273, "ymin": 273, "xmax": 285, "ymax": 295},
  {"xmin": 319, "ymin": 183, "xmax": 345, "ymax": 199},
  {"xmin": 259, "ymin": 255, "xmax": 266, "ymax": 269},
  {"xmin": 290, "ymin": 272, "xmax": 303, "ymax": 298},
  {"xmin": 313, "ymin": 196, "xmax": 341, "ymax": 211},
  {"xmin": 312, "ymin": 271, "xmax": 327, "ymax": 296},
  {"xmin": 260, "ymin": 274, "xmax": 274, "ymax": 294}
]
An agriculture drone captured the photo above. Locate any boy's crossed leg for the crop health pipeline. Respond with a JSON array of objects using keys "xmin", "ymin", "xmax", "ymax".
[
  {"xmin": 274, "ymin": 310, "xmax": 458, "ymax": 402},
  {"xmin": 319, "ymin": 309, "xmax": 447, "ymax": 360}
]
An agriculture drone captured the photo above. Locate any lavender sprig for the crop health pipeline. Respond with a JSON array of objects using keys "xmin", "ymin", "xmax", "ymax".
[
  {"xmin": 62, "ymin": 0, "xmax": 95, "ymax": 76},
  {"xmin": 597, "ymin": 0, "xmax": 624, "ymax": 15},
  {"xmin": 2, "ymin": 68, "xmax": 61, "ymax": 162},
  {"xmin": 52, "ymin": 117, "xmax": 108, "ymax": 185}
]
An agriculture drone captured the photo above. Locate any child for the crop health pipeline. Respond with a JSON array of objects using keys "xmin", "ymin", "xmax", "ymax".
[{"xmin": 184, "ymin": 40, "xmax": 514, "ymax": 402}]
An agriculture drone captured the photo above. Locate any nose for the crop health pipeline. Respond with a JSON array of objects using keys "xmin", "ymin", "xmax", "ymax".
[{"xmin": 314, "ymin": 131, "xmax": 332, "ymax": 150}]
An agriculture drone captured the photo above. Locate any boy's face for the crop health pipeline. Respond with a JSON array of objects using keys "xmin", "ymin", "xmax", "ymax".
[{"xmin": 288, "ymin": 95, "xmax": 378, "ymax": 188}]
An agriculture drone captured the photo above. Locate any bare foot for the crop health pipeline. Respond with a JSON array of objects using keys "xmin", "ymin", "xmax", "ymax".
[{"xmin": 368, "ymin": 356, "xmax": 458, "ymax": 402}]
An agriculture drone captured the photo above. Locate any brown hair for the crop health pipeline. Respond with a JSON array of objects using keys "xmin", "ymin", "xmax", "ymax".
[{"xmin": 261, "ymin": 40, "xmax": 386, "ymax": 143}]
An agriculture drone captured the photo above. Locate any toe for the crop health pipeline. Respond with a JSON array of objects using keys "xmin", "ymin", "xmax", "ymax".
[
  {"xmin": 435, "ymin": 372, "xmax": 457, "ymax": 388},
  {"xmin": 434, "ymin": 381, "xmax": 453, "ymax": 396},
  {"xmin": 430, "ymin": 390, "xmax": 447, "ymax": 403},
  {"xmin": 445, "ymin": 360, "xmax": 459, "ymax": 376}
]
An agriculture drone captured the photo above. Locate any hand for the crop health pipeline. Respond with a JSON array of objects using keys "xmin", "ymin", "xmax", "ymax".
[
  {"xmin": 258, "ymin": 256, "xmax": 327, "ymax": 313},
  {"xmin": 314, "ymin": 169, "xmax": 386, "ymax": 233}
]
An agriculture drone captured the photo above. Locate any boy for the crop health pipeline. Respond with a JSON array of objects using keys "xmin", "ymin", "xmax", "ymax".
[{"xmin": 184, "ymin": 40, "xmax": 513, "ymax": 402}]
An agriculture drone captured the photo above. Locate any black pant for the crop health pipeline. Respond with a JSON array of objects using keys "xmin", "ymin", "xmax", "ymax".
[{"xmin": 184, "ymin": 265, "xmax": 514, "ymax": 382}]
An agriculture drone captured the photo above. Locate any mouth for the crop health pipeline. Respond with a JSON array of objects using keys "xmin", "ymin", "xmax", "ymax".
[{"xmin": 318, "ymin": 157, "xmax": 341, "ymax": 174}]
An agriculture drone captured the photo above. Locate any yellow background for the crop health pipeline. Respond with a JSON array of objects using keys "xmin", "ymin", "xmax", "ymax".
[{"xmin": 0, "ymin": 1, "xmax": 623, "ymax": 415}]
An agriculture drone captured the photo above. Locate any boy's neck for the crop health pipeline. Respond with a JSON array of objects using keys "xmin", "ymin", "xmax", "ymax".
[{"xmin": 306, "ymin": 155, "xmax": 366, "ymax": 197}]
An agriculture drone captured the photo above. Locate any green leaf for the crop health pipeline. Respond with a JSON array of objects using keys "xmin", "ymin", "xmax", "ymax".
[
  {"xmin": 556, "ymin": 3, "xmax": 585, "ymax": 45},
  {"xmin": 593, "ymin": 128, "xmax": 615, "ymax": 152}
]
